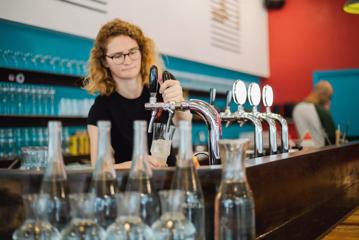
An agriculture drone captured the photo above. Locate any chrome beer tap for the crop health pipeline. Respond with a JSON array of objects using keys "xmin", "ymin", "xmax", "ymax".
[
  {"xmin": 145, "ymin": 99, "xmax": 222, "ymax": 165},
  {"xmin": 147, "ymin": 65, "xmax": 160, "ymax": 133},
  {"xmin": 220, "ymin": 90, "xmax": 233, "ymax": 128},
  {"xmin": 247, "ymin": 83, "xmax": 278, "ymax": 155},
  {"xmin": 221, "ymin": 80, "xmax": 264, "ymax": 157},
  {"xmin": 262, "ymin": 85, "xmax": 289, "ymax": 153}
]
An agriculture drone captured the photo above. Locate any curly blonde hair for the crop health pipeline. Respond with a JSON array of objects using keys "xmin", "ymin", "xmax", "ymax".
[{"xmin": 84, "ymin": 18, "xmax": 162, "ymax": 95}]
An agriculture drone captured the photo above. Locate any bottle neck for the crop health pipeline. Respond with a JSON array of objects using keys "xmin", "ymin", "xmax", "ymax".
[
  {"xmin": 44, "ymin": 122, "xmax": 66, "ymax": 180},
  {"xmin": 219, "ymin": 140, "xmax": 249, "ymax": 181},
  {"xmin": 130, "ymin": 121, "xmax": 152, "ymax": 178},
  {"xmin": 177, "ymin": 121, "xmax": 193, "ymax": 168},
  {"xmin": 93, "ymin": 124, "xmax": 116, "ymax": 180}
]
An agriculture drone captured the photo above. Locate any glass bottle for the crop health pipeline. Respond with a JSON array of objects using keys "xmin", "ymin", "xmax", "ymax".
[
  {"xmin": 214, "ymin": 139, "xmax": 255, "ymax": 240},
  {"xmin": 60, "ymin": 193, "xmax": 106, "ymax": 239},
  {"xmin": 12, "ymin": 194, "xmax": 60, "ymax": 240},
  {"xmin": 171, "ymin": 120, "xmax": 205, "ymax": 239},
  {"xmin": 105, "ymin": 192, "xmax": 154, "ymax": 240},
  {"xmin": 126, "ymin": 120, "xmax": 160, "ymax": 226},
  {"xmin": 40, "ymin": 121, "xmax": 70, "ymax": 230},
  {"xmin": 151, "ymin": 190, "xmax": 196, "ymax": 239},
  {"xmin": 89, "ymin": 121, "xmax": 119, "ymax": 228}
]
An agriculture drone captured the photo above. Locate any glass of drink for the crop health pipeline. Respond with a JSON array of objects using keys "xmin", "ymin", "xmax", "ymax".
[{"xmin": 150, "ymin": 123, "xmax": 175, "ymax": 167}]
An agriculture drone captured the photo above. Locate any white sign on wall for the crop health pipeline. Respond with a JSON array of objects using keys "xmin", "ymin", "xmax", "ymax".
[{"xmin": 0, "ymin": 0, "xmax": 269, "ymax": 77}]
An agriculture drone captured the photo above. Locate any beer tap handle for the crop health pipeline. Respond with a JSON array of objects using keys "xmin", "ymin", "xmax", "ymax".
[
  {"xmin": 224, "ymin": 90, "xmax": 232, "ymax": 127},
  {"xmin": 225, "ymin": 90, "xmax": 232, "ymax": 111},
  {"xmin": 232, "ymin": 80, "xmax": 247, "ymax": 106},
  {"xmin": 149, "ymin": 65, "xmax": 159, "ymax": 96},
  {"xmin": 148, "ymin": 65, "xmax": 159, "ymax": 133},
  {"xmin": 247, "ymin": 83, "xmax": 261, "ymax": 111},
  {"xmin": 209, "ymin": 88, "xmax": 216, "ymax": 106},
  {"xmin": 262, "ymin": 84, "xmax": 274, "ymax": 112},
  {"xmin": 162, "ymin": 70, "xmax": 175, "ymax": 134}
]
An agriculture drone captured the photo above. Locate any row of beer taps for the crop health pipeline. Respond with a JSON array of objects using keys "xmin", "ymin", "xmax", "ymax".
[
  {"xmin": 144, "ymin": 66, "xmax": 289, "ymax": 165},
  {"xmin": 216, "ymin": 80, "xmax": 289, "ymax": 157}
]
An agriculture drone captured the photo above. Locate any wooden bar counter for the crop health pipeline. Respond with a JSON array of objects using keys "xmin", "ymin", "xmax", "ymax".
[{"xmin": 1, "ymin": 142, "xmax": 359, "ymax": 239}]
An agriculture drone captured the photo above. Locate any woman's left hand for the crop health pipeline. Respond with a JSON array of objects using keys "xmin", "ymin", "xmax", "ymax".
[{"xmin": 159, "ymin": 80, "xmax": 184, "ymax": 103}]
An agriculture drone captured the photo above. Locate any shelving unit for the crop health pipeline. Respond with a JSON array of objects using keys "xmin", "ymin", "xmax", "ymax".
[
  {"xmin": 0, "ymin": 115, "xmax": 87, "ymax": 127},
  {"xmin": 0, "ymin": 67, "xmax": 91, "ymax": 167}
]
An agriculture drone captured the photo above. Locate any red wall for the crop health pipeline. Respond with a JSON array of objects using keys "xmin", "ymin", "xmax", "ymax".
[{"xmin": 263, "ymin": 0, "xmax": 359, "ymax": 104}]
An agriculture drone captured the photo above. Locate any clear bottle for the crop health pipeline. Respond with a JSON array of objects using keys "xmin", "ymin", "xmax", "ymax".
[
  {"xmin": 40, "ymin": 121, "xmax": 70, "ymax": 230},
  {"xmin": 126, "ymin": 120, "xmax": 160, "ymax": 226},
  {"xmin": 151, "ymin": 190, "xmax": 196, "ymax": 239},
  {"xmin": 171, "ymin": 120, "xmax": 205, "ymax": 239},
  {"xmin": 105, "ymin": 192, "xmax": 154, "ymax": 240},
  {"xmin": 90, "ymin": 121, "xmax": 119, "ymax": 228},
  {"xmin": 12, "ymin": 194, "xmax": 60, "ymax": 240},
  {"xmin": 60, "ymin": 193, "xmax": 106, "ymax": 240},
  {"xmin": 214, "ymin": 139, "xmax": 255, "ymax": 240}
]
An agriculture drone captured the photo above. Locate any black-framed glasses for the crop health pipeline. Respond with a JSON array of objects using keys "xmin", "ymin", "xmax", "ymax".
[{"xmin": 106, "ymin": 48, "xmax": 140, "ymax": 65}]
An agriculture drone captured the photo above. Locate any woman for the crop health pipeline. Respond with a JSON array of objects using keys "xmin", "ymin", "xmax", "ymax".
[{"xmin": 84, "ymin": 18, "xmax": 192, "ymax": 169}]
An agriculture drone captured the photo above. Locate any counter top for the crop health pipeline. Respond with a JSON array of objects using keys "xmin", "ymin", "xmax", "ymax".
[{"xmin": 1, "ymin": 142, "xmax": 359, "ymax": 239}]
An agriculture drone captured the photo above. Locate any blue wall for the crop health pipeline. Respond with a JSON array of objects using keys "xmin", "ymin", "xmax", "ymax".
[
  {"xmin": 0, "ymin": 19, "xmax": 260, "ymax": 142},
  {"xmin": 313, "ymin": 69, "xmax": 359, "ymax": 137}
]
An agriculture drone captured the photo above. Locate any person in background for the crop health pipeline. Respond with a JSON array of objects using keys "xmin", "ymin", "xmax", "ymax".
[
  {"xmin": 292, "ymin": 80, "xmax": 336, "ymax": 147},
  {"xmin": 83, "ymin": 18, "xmax": 192, "ymax": 169}
]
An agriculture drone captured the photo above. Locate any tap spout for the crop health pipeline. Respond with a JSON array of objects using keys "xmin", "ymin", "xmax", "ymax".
[{"xmin": 266, "ymin": 108, "xmax": 289, "ymax": 153}]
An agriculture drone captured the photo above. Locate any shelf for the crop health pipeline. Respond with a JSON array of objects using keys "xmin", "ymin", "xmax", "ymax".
[
  {"xmin": 0, "ymin": 154, "xmax": 90, "ymax": 169},
  {"xmin": 0, "ymin": 115, "xmax": 87, "ymax": 127},
  {"xmin": 0, "ymin": 67, "xmax": 82, "ymax": 87}
]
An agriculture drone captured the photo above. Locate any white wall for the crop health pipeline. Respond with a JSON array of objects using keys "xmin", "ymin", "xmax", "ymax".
[{"xmin": 0, "ymin": 0, "xmax": 269, "ymax": 77}]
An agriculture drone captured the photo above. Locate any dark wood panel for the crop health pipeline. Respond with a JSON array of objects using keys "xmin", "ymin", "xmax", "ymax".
[{"xmin": 0, "ymin": 142, "xmax": 359, "ymax": 239}]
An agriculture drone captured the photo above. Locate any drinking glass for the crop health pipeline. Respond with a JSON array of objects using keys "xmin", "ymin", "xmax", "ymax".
[
  {"xmin": 21, "ymin": 146, "xmax": 48, "ymax": 170},
  {"xmin": 150, "ymin": 123, "xmax": 175, "ymax": 167}
]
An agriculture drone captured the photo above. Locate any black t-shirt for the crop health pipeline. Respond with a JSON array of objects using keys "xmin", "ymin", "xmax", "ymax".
[
  {"xmin": 87, "ymin": 86, "xmax": 176, "ymax": 165},
  {"xmin": 314, "ymin": 104, "xmax": 336, "ymax": 145}
]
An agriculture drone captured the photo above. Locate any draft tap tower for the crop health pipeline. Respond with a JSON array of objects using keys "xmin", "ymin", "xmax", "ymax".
[
  {"xmin": 262, "ymin": 85, "xmax": 289, "ymax": 153},
  {"xmin": 247, "ymin": 83, "xmax": 278, "ymax": 155},
  {"xmin": 145, "ymin": 71, "xmax": 222, "ymax": 165},
  {"xmin": 220, "ymin": 80, "xmax": 264, "ymax": 157}
]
